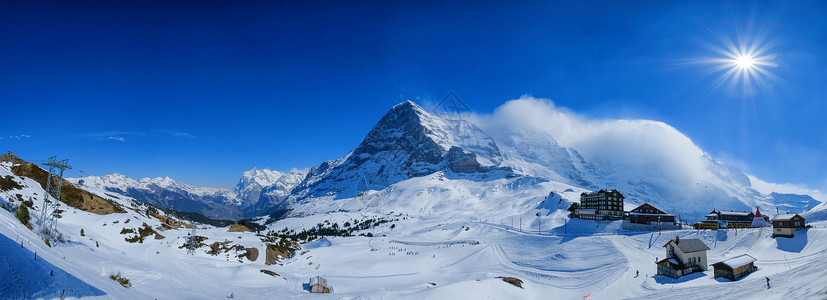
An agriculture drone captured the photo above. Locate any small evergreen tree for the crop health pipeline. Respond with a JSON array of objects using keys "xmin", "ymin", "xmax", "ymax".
[
  {"xmin": 80, "ymin": 228, "xmax": 85, "ymax": 236},
  {"xmin": 44, "ymin": 237, "xmax": 51, "ymax": 247},
  {"xmin": 14, "ymin": 203, "xmax": 29, "ymax": 226}
]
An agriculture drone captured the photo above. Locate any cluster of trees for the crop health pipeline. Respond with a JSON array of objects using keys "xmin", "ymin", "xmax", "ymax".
[{"xmin": 259, "ymin": 217, "xmax": 393, "ymax": 243}]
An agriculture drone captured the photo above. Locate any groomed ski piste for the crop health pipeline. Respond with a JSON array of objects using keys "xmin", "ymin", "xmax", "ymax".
[{"xmin": 2, "ymin": 163, "xmax": 827, "ymax": 299}]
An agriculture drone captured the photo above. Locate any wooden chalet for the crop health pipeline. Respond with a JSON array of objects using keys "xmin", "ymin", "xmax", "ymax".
[
  {"xmin": 628, "ymin": 203, "xmax": 675, "ymax": 225},
  {"xmin": 712, "ymin": 254, "xmax": 757, "ymax": 281},
  {"xmin": 309, "ymin": 276, "xmax": 333, "ymax": 293},
  {"xmin": 772, "ymin": 214, "xmax": 806, "ymax": 238}
]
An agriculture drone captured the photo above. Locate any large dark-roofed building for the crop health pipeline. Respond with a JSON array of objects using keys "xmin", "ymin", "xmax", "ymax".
[{"xmin": 578, "ymin": 189, "xmax": 624, "ymax": 220}]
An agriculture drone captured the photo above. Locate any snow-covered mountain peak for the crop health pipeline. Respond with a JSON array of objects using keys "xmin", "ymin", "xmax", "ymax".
[
  {"xmin": 287, "ymin": 100, "xmax": 510, "ymax": 200},
  {"xmin": 238, "ymin": 168, "xmax": 284, "ymax": 188}
]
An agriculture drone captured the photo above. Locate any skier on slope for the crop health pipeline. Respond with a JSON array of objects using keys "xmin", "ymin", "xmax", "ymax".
[{"xmin": 766, "ymin": 277, "xmax": 770, "ymax": 288}]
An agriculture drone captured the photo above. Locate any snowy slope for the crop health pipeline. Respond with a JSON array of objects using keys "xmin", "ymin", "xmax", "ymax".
[{"xmin": 4, "ymin": 159, "xmax": 827, "ymax": 299}]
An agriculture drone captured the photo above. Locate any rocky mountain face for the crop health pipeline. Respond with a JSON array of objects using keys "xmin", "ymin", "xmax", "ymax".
[{"xmin": 285, "ymin": 101, "xmax": 513, "ymax": 201}]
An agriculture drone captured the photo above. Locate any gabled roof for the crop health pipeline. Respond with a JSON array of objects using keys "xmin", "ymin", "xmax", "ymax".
[
  {"xmin": 773, "ymin": 214, "xmax": 803, "ymax": 221},
  {"xmin": 713, "ymin": 254, "xmax": 756, "ymax": 270},
  {"xmin": 631, "ymin": 203, "xmax": 667, "ymax": 214},
  {"xmin": 708, "ymin": 210, "xmax": 753, "ymax": 217},
  {"xmin": 664, "ymin": 238, "xmax": 710, "ymax": 253}
]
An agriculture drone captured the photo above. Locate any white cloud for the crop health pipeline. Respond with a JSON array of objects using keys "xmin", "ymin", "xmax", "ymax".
[
  {"xmin": 155, "ymin": 129, "xmax": 195, "ymax": 138},
  {"xmin": 748, "ymin": 175, "xmax": 826, "ymax": 203},
  {"xmin": 1, "ymin": 134, "xmax": 31, "ymax": 140},
  {"xmin": 469, "ymin": 96, "xmax": 711, "ymax": 183},
  {"xmin": 99, "ymin": 136, "xmax": 126, "ymax": 142}
]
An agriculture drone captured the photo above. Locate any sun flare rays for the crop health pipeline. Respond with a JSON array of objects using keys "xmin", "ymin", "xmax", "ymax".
[{"xmin": 696, "ymin": 31, "xmax": 779, "ymax": 98}]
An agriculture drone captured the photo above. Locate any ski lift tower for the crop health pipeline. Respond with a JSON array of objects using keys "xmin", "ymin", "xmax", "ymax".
[
  {"xmin": 39, "ymin": 156, "xmax": 71, "ymax": 241},
  {"xmin": 187, "ymin": 221, "xmax": 197, "ymax": 255}
]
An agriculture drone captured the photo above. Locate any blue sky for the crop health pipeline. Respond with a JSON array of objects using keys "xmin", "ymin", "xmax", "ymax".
[{"xmin": 1, "ymin": 1, "xmax": 825, "ymax": 189}]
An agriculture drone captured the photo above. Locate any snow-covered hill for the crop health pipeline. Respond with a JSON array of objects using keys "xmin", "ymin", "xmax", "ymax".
[{"xmin": 4, "ymin": 156, "xmax": 827, "ymax": 299}]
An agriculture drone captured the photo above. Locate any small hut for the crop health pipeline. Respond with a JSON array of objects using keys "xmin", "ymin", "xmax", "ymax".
[
  {"xmin": 309, "ymin": 276, "xmax": 333, "ymax": 293},
  {"xmin": 712, "ymin": 254, "xmax": 757, "ymax": 281}
]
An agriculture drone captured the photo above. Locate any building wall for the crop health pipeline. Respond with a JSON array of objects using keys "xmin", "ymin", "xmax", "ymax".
[
  {"xmin": 773, "ymin": 227, "xmax": 797, "ymax": 237},
  {"xmin": 580, "ymin": 190, "xmax": 624, "ymax": 218},
  {"xmin": 630, "ymin": 214, "xmax": 675, "ymax": 225},
  {"xmin": 670, "ymin": 243, "xmax": 707, "ymax": 270},
  {"xmin": 621, "ymin": 221, "xmax": 680, "ymax": 231},
  {"xmin": 714, "ymin": 263, "xmax": 755, "ymax": 280}
]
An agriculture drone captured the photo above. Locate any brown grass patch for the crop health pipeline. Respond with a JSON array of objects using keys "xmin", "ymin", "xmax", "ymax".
[
  {"xmin": 260, "ymin": 269, "xmax": 279, "ymax": 277},
  {"xmin": 10, "ymin": 162, "xmax": 125, "ymax": 215},
  {"xmin": 497, "ymin": 276, "xmax": 523, "ymax": 288},
  {"xmin": 264, "ymin": 239, "xmax": 300, "ymax": 265},
  {"xmin": 241, "ymin": 247, "xmax": 259, "ymax": 261},
  {"xmin": 0, "ymin": 175, "xmax": 23, "ymax": 191},
  {"xmin": 124, "ymin": 223, "xmax": 159, "ymax": 243},
  {"xmin": 227, "ymin": 224, "xmax": 252, "ymax": 232},
  {"xmin": 147, "ymin": 210, "xmax": 190, "ymax": 229},
  {"xmin": 109, "ymin": 272, "xmax": 132, "ymax": 288}
]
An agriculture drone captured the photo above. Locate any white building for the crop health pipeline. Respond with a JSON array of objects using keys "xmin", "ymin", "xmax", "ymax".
[{"xmin": 656, "ymin": 236, "xmax": 710, "ymax": 278}]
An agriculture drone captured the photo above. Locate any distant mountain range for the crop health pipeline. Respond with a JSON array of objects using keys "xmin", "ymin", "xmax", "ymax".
[
  {"xmin": 71, "ymin": 168, "xmax": 307, "ymax": 219},
  {"xmin": 70, "ymin": 100, "xmax": 822, "ymax": 221}
]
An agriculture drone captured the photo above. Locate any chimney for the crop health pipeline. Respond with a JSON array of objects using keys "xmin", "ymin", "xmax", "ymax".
[{"xmin": 675, "ymin": 236, "xmax": 680, "ymax": 244}]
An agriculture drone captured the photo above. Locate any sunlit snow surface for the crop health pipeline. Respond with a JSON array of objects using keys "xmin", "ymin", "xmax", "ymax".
[{"xmin": 3, "ymin": 162, "xmax": 827, "ymax": 299}]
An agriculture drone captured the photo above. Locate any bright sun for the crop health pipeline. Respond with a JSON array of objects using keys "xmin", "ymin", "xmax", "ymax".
[
  {"xmin": 698, "ymin": 35, "xmax": 778, "ymax": 97},
  {"xmin": 733, "ymin": 54, "xmax": 756, "ymax": 70}
]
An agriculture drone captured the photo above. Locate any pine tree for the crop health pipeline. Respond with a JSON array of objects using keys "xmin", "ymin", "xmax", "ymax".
[
  {"xmin": 14, "ymin": 203, "xmax": 30, "ymax": 226},
  {"xmin": 80, "ymin": 228, "xmax": 85, "ymax": 236}
]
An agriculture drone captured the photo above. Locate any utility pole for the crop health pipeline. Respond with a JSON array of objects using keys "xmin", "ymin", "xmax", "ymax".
[
  {"xmin": 39, "ymin": 156, "xmax": 71, "ymax": 242},
  {"xmin": 519, "ymin": 217, "xmax": 522, "ymax": 233}
]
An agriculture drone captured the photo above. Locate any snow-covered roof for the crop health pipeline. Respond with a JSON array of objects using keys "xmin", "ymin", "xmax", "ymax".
[
  {"xmin": 773, "ymin": 214, "xmax": 802, "ymax": 221},
  {"xmin": 714, "ymin": 254, "xmax": 756, "ymax": 270},
  {"xmin": 665, "ymin": 238, "xmax": 710, "ymax": 253},
  {"xmin": 310, "ymin": 276, "xmax": 330, "ymax": 287},
  {"xmin": 629, "ymin": 212, "xmax": 674, "ymax": 216},
  {"xmin": 717, "ymin": 211, "xmax": 752, "ymax": 217}
]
